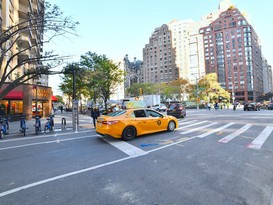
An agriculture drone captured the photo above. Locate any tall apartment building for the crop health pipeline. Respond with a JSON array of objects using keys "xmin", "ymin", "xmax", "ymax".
[
  {"xmin": 142, "ymin": 24, "xmax": 178, "ymax": 83},
  {"xmin": 1, "ymin": 0, "xmax": 54, "ymax": 119},
  {"xmin": 142, "ymin": 0, "xmax": 235, "ymax": 85},
  {"xmin": 262, "ymin": 58, "xmax": 273, "ymax": 94},
  {"xmin": 200, "ymin": 6, "xmax": 263, "ymax": 102},
  {"xmin": 167, "ymin": 19, "xmax": 210, "ymax": 84},
  {"xmin": 1, "ymin": 0, "xmax": 47, "ymax": 86}
]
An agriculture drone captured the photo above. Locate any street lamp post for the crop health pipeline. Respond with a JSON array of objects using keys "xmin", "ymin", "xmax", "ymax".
[
  {"xmin": 191, "ymin": 73, "xmax": 199, "ymax": 110},
  {"xmin": 72, "ymin": 64, "xmax": 76, "ymax": 101},
  {"xmin": 70, "ymin": 63, "xmax": 79, "ymax": 132}
]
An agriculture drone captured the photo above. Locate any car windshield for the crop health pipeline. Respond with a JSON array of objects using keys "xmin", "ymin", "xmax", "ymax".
[{"xmin": 169, "ymin": 104, "xmax": 178, "ymax": 110}]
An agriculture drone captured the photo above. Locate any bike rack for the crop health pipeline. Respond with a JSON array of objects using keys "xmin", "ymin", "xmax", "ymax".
[{"xmin": 61, "ymin": 117, "xmax": 66, "ymax": 131}]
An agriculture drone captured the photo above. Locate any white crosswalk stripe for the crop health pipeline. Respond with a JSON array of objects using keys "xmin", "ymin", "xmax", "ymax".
[
  {"xmin": 176, "ymin": 121, "xmax": 208, "ymax": 130},
  {"xmin": 196, "ymin": 122, "xmax": 235, "ymax": 138},
  {"xmin": 180, "ymin": 122, "xmax": 217, "ymax": 135},
  {"xmin": 218, "ymin": 124, "xmax": 252, "ymax": 143},
  {"xmin": 247, "ymin": 126, "xmax": 273, "ymax": 150},
  {"xmin": 178, "ymin": 120, "xmax": 197, "ymax": 125},
  {"xmin": 175, "ymin": 120, "xmax": 273, "ymax": 150}
]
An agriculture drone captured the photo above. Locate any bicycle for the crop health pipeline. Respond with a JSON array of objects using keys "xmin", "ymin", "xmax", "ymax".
[
  {"xmin": 34, "ymin": 116, "xmax": 41, "ymax": 135},
  {"xmin": 44, "ymin": 115, "xmax": 54, "ymax": 133},
  {"xmin": 0, "ymin": 116, "xmax": 9, "ymax": 139},
  {"xmin": 20, "ymin": 116, "xmax": 27, "ymax": 136}
]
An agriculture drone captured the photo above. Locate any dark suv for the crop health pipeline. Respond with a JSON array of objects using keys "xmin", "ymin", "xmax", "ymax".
[
  {"xmin": 167, "ymin": 103, "xmax": 186, "ymax": 118},
  {"xmin": 243, "ymin": 102, "xmax": 261, "ymax": 111}
]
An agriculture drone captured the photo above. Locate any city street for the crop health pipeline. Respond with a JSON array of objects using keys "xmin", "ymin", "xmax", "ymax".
[{"xmin": 0, "ymin": 109, "xmax": 273, "ymax": 205}]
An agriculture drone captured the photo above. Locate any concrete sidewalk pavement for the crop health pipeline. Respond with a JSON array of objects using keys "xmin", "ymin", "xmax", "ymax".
[{"xmin": 2, "ymin": 110, "xmax": 94, "ymax": 138}]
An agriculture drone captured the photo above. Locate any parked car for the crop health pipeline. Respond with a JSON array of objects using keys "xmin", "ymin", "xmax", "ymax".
[
  {"xmin": 152, "ymin": 103, "xmax": 167, "ymax": 112},
  {"xmin": 167, "ymin": 103, "xmax": 186, "ymax": 118},
  {"xmin": 267, "ymin": 102, "xmax": 273, "ymax": 110},
  {"xmin": 243, "ymin": 102, "xmax": 261, "ymax": 111},
  {"xmin": 96, "ymin": 108, "xmax": 178, "ymax": 141}
]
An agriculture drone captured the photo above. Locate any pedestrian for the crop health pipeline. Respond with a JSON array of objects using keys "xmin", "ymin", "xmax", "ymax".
[
  {"xmin": 0, "ymin": 106, "xmax": 6, "ymax": 117},
  {"xmin": 207, "ymin": 102, "xmax": 211, "ymax": 111},
  {"xmin": 214, "ymin": 102, "xmax": 219, "ymax": 110},
  {"xmin": 91, "ymin": 107, "xmax": 100, "ymax": 128},
  {"xmin": 233, "ymin": 102, "xmax": 237, "ymax": 111},
  {"xmin": 60, "ymin": 105, "xmax": 63, "ymax": 114}
]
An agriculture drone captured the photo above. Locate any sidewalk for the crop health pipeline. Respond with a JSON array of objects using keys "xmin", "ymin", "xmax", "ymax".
[{"xmin": 3, "ymin": 110, "xmax": 94, "ymax": 138}]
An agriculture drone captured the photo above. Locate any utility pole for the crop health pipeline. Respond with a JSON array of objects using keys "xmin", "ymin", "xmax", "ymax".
[
  {"xmin": 72, "ymin": 64, "xmax": 76, "ymax": 101},
  {"xmin": 192, "ymin": 73, "xmax": 199, "ymax": 110},
  {"xmin": 71, "ymin": 63, "xmax": 79, "ymax": 132}
]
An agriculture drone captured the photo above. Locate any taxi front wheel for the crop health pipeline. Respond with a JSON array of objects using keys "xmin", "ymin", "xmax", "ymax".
[
  {"xmin": 167, "ymin": 121, "xmax": 176, "ymax": 132},
  {"xmin": 122, "ymin": 126, "xmax": 136, "ymax": 141}
]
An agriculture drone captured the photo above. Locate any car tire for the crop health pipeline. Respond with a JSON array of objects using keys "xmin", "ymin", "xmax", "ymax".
[
  {"xmin": 167, "ymin": 120, "xmax": 176, "ymax": 132},
  {"xmin": 122, "ymin": 126, "xmax": 136, "ymax": 141}
]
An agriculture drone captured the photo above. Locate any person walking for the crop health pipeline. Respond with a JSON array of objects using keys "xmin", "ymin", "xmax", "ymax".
[
  {"xmin": 233, "ymin": 101, "xmax": 237, "ymax": 111},
  {"xmin": 207, "ymin": 102, "xmax": 211, "ymax": 111},
  {"xmin": 60, "ymin": 105, "xmax": 63, "ymax": 114},
  {"xmin": 91, "ymin": 107, "xmax": 100, "ymax": 128}
]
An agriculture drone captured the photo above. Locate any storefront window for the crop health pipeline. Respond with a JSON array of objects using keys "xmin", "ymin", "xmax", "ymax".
[
  {"xmin": 0, "ymin": 100, "xmax": 23, "ymax": 114},
  {"xmin": 0, "ymin": 100, "xmax": 8, "ymax": 114},
  {"xmin": 10, "ymin": 100, "xmax": 23, "ymax": 114},
  {"xmin": 32, "ymin": 101, "xmax": 43, "ymax": 117}
]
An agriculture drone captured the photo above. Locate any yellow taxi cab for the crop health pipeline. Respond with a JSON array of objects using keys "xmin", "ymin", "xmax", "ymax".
[{"xmin": 96, "ymin": 107, "xmax": 179, "ymax": 141}]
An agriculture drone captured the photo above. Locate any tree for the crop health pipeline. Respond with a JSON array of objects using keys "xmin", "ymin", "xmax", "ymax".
[
  {"xmin": 55, "ymin": 95, "xmax": 64, "ymax": 103},
  {"xmin": 59, "ymin": 63, "xmax": 86, "ymax": 110},
  {"xmin": 0, "ymin": 2, "xmax": 79, "ymax": 100},
  {"xmin": 80, "ymin": 52, "xmax": 124, "ymax": 110},
  {"xmin": 168, "ymin": 78, "xmax": 191, "ymax": 101},
  {"xmin": 198, "ymin": 73, "xmax": 230, "ymax": 103}
]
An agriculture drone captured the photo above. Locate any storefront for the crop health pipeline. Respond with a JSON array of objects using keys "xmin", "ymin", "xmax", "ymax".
[{"xmin": 0, "ymin": 83, "xmax": 53, "ymax": 120}]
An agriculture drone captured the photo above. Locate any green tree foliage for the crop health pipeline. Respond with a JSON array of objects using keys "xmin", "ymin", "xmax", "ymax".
[
  {"xmin": 126, "ymin": 82, "xmax": 157, "ymax": 97},
  {"xmin": 197, "ymin": 73, "xmax": 230, "ymax": 103},
  {"xmin": 80, "ymin": 52, "xmax": 124, "ymax": 109},
  {"xmin": 55, "ymin": 95, "xmax": 64, "ymax": 103},
  {"xmin": 59, "ymin": 63, "xmax": 86, "ymax": 107},
  {"xmin": 167, "ymin": 78, "xmax": 191, "ymax": 101},
  {"xmin": 0, "ymin": 2, "xmax": 78, "ymax": 100}
]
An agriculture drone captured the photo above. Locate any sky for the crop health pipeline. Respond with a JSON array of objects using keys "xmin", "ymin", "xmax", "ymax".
[{"xmin": 47, "ymin": 0, "xmax": 273, "ymax": 95}]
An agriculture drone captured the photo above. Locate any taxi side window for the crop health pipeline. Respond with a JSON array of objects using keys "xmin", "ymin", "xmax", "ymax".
[
  {"xmin": 147, "ymin": 110, "xmax": 161, "ymax": 117},
  {"xmin": 134, "ymin": 110, "xmax": 146, "ymax": 118}
]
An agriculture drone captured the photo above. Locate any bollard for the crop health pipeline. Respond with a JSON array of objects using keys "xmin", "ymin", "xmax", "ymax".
[{"xmin": 61, "ymin": 117, "xmax": 66, "ymax": 131}]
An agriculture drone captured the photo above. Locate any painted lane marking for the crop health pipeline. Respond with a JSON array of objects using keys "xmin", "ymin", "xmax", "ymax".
[
  {"xmin": 247, "ymin": 126, "xmax": 273, "ymax": 150},
  {"xmin": 178, "ymin": 120, "xmax": 197, "ymax": 125},
  {"xmin": 180, "ymin": 122, "xmax": 217, "ymax": 135},
  {"xmin": 196, "ymin": 123, "xmax": 235, "ymax": 138},
  {"xmin": 0, "ymin": 135, "xmax": 197, "ymax": 198},
  {"xmin": 218, "ymin": 124, "xmax": 252, "ymax": 143},
  {"xmin": 0, "ymin": 130, "xmax": 92, "ymax": 143},
  {"xmin": 176, "ymin": 121, "xmax": 208, "ymax": 130},
  {"xmin": 0, "ymin": 156, "xmax": 132, "ymax": 198},
  {"xmin": 100, "ymin": 136, "xmax": 147, "ymax": 157},
  {"xmin": 0, "ymin": 135, "xmax": 98, "ymax": 151}
]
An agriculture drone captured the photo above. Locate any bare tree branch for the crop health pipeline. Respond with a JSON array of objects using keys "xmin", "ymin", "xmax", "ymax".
[{"xmin": 0, "ymin": 2, "xmax": 79, "ymax": 100}]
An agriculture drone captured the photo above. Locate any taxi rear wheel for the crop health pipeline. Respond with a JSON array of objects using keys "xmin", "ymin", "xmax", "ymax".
[
  {"xmin": 167, "ymin": 121, "xmax": 176, "ymax": 131},
  {"xmin": 122, "ymin": 126, "xmax": 136, "ymax": 141}
]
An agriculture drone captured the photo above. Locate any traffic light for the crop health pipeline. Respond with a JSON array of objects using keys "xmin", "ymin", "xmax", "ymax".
[{"xmin": 139, "ymin": 88, "xmax": 143, "ymax": 95}]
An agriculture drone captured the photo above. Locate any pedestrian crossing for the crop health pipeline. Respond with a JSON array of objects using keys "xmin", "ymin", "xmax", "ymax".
[{"xmin": 176, "ymin": 119, "xmax": 273, "ymax": 150}]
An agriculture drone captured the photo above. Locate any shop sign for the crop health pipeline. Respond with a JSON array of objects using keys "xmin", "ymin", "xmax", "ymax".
[{"xmin": 32, "ymin": 88, "xmax": 50, "ymax": 99}]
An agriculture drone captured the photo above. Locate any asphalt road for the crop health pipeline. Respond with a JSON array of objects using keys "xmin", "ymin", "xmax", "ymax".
[{"xmin": 0, "ymin": 108, "xmax": 273, "ymax": 205}]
